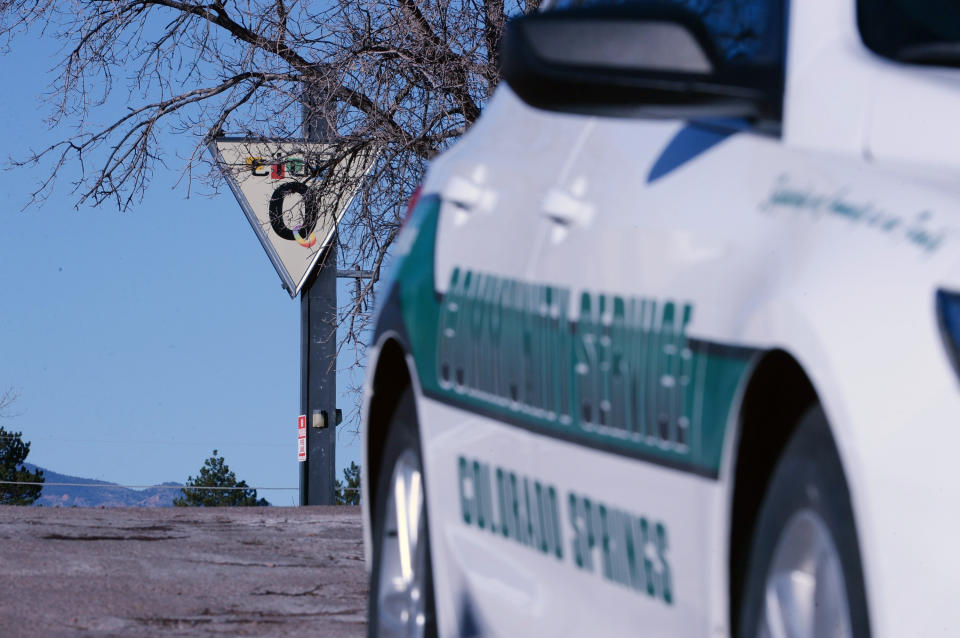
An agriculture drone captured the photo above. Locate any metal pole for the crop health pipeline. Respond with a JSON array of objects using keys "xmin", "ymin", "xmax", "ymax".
[
  {"xmin": 299, "ymin": 81, "xmax": 337, "ymax": 506},
  {"xmin": 300, "ymin": 288, "xmax": 309, "ymax": 506}
]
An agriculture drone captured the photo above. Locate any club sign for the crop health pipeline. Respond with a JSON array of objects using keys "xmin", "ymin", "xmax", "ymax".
[{"xmin": 210, "ymin": 138, "xmax": 374, "ymax": 297}]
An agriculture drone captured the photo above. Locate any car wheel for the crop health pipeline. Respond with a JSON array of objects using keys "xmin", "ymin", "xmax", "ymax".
[
  {"xmin": 737, "ymin": 407, "xmax": 871, "ymax": 638},
  {"xmin": 369, "ymin": 388, "xmax": 437, "ymax": 638}
]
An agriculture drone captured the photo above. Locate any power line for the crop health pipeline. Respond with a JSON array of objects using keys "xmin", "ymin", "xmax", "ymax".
[
  {"xmin": 0, "ymin": 434, "xmax": 289, "ymax": 448},
  {"xmin": 0, "ymin": 480, "xmax": 360, "ymax": 492},
  {"xmin": 0, "ymin": 480, "xmax": 295, "ymax": 491}
]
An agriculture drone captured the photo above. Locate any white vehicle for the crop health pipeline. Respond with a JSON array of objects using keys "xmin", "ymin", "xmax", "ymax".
[{"xmin": 362, "ymin": 0, "xmax": 960, "ymax": 636}]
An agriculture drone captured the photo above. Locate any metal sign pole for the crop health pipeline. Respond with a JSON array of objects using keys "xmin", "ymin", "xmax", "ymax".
[
  {"xmin": 300, "ymin": 85, "xmax": 337, "ymax": 506},
  {"xmin": 300, "ymin": 246, "xmax": 338, "ymax": 505}
]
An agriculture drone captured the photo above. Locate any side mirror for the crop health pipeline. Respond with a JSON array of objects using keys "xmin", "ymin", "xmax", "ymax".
[{"xmin": 500, "ymin": 5, "xmax": 782, "ymax": 120}]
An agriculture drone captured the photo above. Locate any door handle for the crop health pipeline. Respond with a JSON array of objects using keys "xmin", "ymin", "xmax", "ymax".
[
  {"xmin": 541, "ymin": 188, "xmax": 594, "ymax": 226},
  {"xmin": 444, "ymin": 176, "xmax": 485, "ymax": 211}
]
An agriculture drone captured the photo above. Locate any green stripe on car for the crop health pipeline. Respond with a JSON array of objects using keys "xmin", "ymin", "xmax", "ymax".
[{"xmin": 395, "ymin": 197, "xmax": 755, "ymax": 477}]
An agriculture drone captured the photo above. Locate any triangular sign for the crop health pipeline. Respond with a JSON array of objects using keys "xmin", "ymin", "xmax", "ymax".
[{"xmin": 209, "ymin": 138, "xmax": 374, "ymax": 297}]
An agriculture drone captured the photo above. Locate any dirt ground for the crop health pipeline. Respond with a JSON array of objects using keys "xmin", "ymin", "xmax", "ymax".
[{"xmin": 0, "ymin": 506, "xmax": 367, "ymax": 637}]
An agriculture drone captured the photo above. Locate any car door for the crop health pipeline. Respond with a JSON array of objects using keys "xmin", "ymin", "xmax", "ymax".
[
  {"xmin": 411, "ymin": 89, "xmax": 601, "ymax": 636},
  {"xmin": 522, "ymin": 112, "xmax": 794, "ymax": 636}
]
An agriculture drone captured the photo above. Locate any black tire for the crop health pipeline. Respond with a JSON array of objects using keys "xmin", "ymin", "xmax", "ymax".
[
  {"xmin": 737, "ymin": 407, "xmax": 871, "ymax": 638},
  {"xmin": 368, "ymin": 388, "xmax": 438, "ymax": 638}
]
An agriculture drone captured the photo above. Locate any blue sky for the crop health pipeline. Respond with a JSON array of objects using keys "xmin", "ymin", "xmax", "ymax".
[{"xmin": 0, "ymin": 32, "xmax": 364, "ymax": 504}]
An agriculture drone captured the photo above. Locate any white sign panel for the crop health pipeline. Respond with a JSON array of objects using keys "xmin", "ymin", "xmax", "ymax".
[
  {"xmin": 210, "ymin": 138, "xmax": 374, "ymax": 297},
  {"xmin": 298, "ymin": 414, "xmax": 307, "ymax": 462}
]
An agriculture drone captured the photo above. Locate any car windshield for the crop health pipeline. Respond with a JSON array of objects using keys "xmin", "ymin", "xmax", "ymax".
[
  {"xmin": 546, "ymin": 0, "xmax": 780, "ymax": 65},
  {"xmin": 859, "ymin": 0, "xmax": 960, "ymax": 66}
]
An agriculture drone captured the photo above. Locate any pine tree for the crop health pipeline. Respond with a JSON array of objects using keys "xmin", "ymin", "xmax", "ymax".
[
  {"xmin": 335, "ymin": 461, "xmax": 361, "ymax": 505},
  {"xmin": 0, "ymin": 427, "xmax": 44, "ymax": 505},
  {"xmin": 174, "ymin": 450, "xmax": 268, "ymax": 507}
]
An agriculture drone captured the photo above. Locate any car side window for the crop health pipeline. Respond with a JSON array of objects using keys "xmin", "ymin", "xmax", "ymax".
[{"xmin": 858, "ymin": 0, "xmax": 960, "ymax": 66}]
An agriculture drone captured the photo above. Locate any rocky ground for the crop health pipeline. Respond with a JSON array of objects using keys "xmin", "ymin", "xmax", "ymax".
[{"xmin": 0, "ymin": 506, "xmax": 367, "ymax": 637}]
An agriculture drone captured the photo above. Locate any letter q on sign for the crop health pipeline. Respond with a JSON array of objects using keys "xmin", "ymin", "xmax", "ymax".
[{"xmin": 269, "ymin": 182, "xmax": 320, "ymax": 248}]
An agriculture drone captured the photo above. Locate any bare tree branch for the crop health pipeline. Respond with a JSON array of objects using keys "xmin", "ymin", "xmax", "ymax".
[
  {"xmin": 0, "ymin": 0, "xmax": 529, "ymax": 425},
  {"xmin": 0, "ymin": 388, "xmax": 20, "ymax": 420}
]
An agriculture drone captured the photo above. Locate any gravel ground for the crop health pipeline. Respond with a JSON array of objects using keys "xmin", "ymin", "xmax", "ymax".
[{"xmin": 0, "ymin": 506, "xmax": 367, "ymax": 637}]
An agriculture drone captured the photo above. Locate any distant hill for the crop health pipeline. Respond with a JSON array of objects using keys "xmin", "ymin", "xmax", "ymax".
[{"xmin": 24, "ymin": 464, "xmax": 183, "ymax": 508}]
